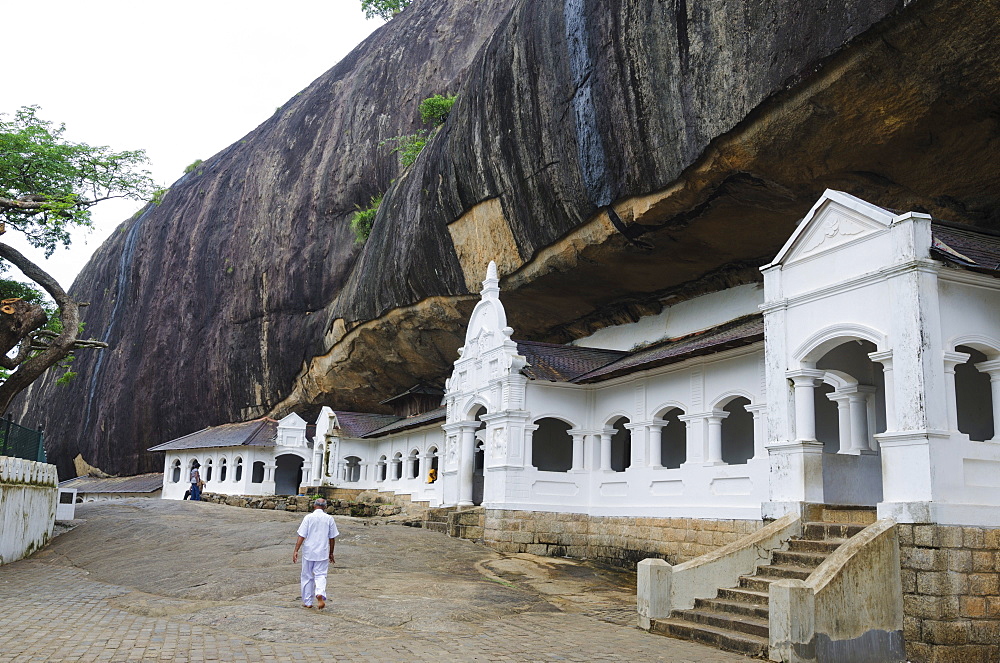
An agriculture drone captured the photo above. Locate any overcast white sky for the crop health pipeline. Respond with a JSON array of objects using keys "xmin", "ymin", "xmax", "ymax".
[{"xmin": 4, "ymin": 0, "xmax": 383, "ymax": 289}]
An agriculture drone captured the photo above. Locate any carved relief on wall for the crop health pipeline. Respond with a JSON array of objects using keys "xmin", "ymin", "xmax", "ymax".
[{"xmin": 491, "ymin": 427, "xmax": 508, "ymax": 458}]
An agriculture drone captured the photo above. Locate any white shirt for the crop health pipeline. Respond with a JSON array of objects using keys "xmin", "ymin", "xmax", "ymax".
[{"xmin": 296, "ymin": 508, "xmax": 340, "ymax": 561}]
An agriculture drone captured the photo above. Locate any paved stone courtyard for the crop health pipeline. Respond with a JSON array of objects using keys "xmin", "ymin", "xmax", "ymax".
[{"xmin": 0, "ymin": 499, "xmax": 751, "ymax": 662}]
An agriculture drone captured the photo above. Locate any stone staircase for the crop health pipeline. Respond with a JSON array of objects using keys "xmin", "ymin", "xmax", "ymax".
[
  {"xmin": 449, "ymin": 506, "xmax": 485, "ymax": 540},
  {"xmin": 649, "ymin": 505, "xmax": 877, "ymax": 658},
  {"xmin": 422, "ymin": 507, "xmax": 454, "ymax": 533}
]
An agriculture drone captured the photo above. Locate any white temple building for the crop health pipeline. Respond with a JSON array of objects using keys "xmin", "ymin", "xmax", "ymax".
[{"xmin": 152, "ymin": 189, "xmax": 1000, "ymax": 529}]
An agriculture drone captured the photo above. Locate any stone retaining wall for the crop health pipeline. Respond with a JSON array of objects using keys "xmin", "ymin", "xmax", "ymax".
[
  {"xmin": 0, "ymin": 457, "xmax": 58, "ymax": 566},
  {"xmin": 899, "ymin": 523, "xmax": 1000, "ymax": 663},
  {"xmin": 482, "ymin": 509, "xmax": 764, "ymax": 568},
  {"xmin": 200, "ymin": 493, "xmax": 403, "ymax": 517}
]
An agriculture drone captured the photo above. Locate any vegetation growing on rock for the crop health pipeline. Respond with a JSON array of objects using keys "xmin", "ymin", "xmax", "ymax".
[
  {"xmin": 350, "ymin": 193, "xmax": 383, "ymax": 243},
  {"xmin": 418, "ymin": 93, "xmax": 457, "ymax": 126},
  {"xmin": 360, "ymin": 0, "xmax": 411, "ymax": 21}
]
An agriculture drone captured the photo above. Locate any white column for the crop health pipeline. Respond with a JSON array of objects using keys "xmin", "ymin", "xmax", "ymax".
[
  {"xmin": 975, "ymin": 359, "xmax": 1000, "ymax": 442},
  {"xmin": 360, "ymin": 462, "xmax": 369, "ymax": 483},
  {"xmin": 405, "ymin": 455, "xmax": 416, "ymax": 481},
  {"xmin": 625, "ymin": 423, "xmax": 644, "ymax": 467},
  {"xmin": 302, "ymin": 461, "xmax": 312, "ymax": 486},
  {"xmin": 569, "ymin": 429, "xmax": 586, "ymax": 472},
  {"xmin": 524, "ymin": 424, "xmax": 537, "ymax": 469},
  {"xmin": 458, "ymin": 424, "xmax": 478, "ymax": 505},
  {"xmin": 848, "ymin": 388, "xmax": 876, "ymax": 452},
  {"xmin": 647, "ymin": 423, "xmax": 664, "ymax": 468},
  {"xmin": 746, "ymin": 405, "xmax": 768, "ymax": 460},
  {"xmin": 677, "ymin": 413, "xmax": 705, "ymax": 466},
  {"xmin": 787, "ymin": 369, "xmax": 825, "ymax": 442},
  {"xmin": 943, "ymin": 351, "xmax": 971, "ymax": 431},
  {"xmin": 705, "ymin": 411, "xmax": 728, "ymax": 466},
  {"xmin": 827, "ymin": 393, "xmax": 853, "ymax": 453},
  {"xmin": 868, "ymin": 351, "xmax": 895, "ymax": 431},
  {"xmin": 599, "ymin": 429, "xmax": 613, "ymax": 471}
]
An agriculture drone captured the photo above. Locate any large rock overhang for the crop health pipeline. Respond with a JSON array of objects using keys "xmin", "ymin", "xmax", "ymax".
[{"xmin": 279, "ymin": 0, "xmax": 1000, "ymax": 415}]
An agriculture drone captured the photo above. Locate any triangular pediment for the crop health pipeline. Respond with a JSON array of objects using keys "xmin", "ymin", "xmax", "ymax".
[
  {"xmin": 278, "ymin": 412, "xmax": 306, "ymax": 429},
  {"xmin": 768, "ymin": 190, "xmax": 895, "ymax": 266}
]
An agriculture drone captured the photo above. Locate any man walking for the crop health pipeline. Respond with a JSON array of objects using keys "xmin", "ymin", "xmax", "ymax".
[
  {"xmin": 292, "ymin": 497, "xmax": 339, "ymax": 609},
  {"xmin": 189, "ymin": 461, "xmax": 202, "ymax": 501}
]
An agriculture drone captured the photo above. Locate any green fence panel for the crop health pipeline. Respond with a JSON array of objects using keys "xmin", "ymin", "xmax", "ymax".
[{"xmin": 0, "ymin": 419, "xmax": 45, "ymax": 463}]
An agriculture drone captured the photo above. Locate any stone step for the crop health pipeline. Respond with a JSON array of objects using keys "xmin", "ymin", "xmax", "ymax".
[
  {"xmin": 787, "ymin": 538, "xmax": 844, "ymax": 554},
  {"xmin": 820, "ymin": 505, "xmax": 877, "ymax": 526},
  {"xmin": 738, "ymin": 576, "xmax": 778, "ymax": 593},
  {"xmin": 694, "ymin": 597, "xmax": 770, "ymax": 620},
  {"xmin": 771, "ymin": 550, "xmax": 828, "ymax": 568},
  {"xmin": 753, "ymin": 564, "xmax": 813, "ymax": 581},
  {"xmin": 424, "ymin": 521, "xmax": 448, "ymax": 533},
  {"xmin": 673, "ymin": 608, "xmax": 769, "ymax": 639},
  {"xmin": 717, "ymin": 587, "xmax": 770, "ymax": 605},
  {"xmin": 650, "ymin": 618, "xmax": 769, "ymax": 658},
  {"xmin": 803, "ymin": 521, "xmax": 867, "ymax": 541}
]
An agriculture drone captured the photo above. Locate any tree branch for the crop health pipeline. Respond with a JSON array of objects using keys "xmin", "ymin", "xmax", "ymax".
[{"xmin": 0, "ymin": 242, "xmax": 90, "ymax": 414}]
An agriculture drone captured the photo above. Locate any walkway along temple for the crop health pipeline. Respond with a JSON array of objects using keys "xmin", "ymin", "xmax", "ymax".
[{"xmin": 151, "ymin": 190, "xmax": 1000, "ymax": 661}]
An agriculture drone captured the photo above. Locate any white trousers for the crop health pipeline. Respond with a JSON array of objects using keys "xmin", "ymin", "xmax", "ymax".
[{"xmin": 300, "ymin": 558, "xmax": 329, "ymax": 605}]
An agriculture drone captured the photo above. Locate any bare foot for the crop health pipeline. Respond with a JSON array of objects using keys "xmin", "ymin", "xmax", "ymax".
[
  {"xmin": 316, "ymin": 595, "xmax": 326, "ymax": 610},
  {"xmin": 302, "ymin": 604, "xmax": 313, "ymax": 609}
]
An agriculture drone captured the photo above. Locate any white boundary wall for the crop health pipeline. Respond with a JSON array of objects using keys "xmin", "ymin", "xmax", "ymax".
[{"xmin": 0, "ymin": 456, "xmax": 58, "ymax": 565}]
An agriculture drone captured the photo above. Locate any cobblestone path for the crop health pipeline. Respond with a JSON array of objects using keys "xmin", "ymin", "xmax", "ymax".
[{"xmin": 0, "ymin": 500, "xmax": 751, "ymax": 662}]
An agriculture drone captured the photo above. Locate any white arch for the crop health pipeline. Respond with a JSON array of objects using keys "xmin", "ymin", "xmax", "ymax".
[
  {"xmin": 949, "ymin": 333, "xmax": 1000, "ymax": 360},
  {"xmin": 651, "ymin": 401, "xmax": 688, "ymax": 420},
  {"xmin": 792, "ymin": 323, "xmax": 888, "ymax": 364},
  {"xmin": 275, "ymin": 450, "xmax": 310, "ymax": 462},
  {"xmin": 602, "ymin": 411, "xmax": 632, "ymax": 427},
  {"xmin": 710, "ymin": 390, "xmax": 756, "ymax": 410},
  {"xmin": 461, "ymin": 396, "xmax": 491, "ymax": 420},
  {"xmin": 531, "ymin": 413, "xmax": 579, "ymax": 429},
  {"xmin": 821, "ymin": 369, "xmax": 860, "ymax": 391}
]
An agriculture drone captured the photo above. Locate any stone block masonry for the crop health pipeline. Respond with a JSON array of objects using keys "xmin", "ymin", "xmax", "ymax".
[
  {"xmin": 481, "ymin": 509, "xmax": 763, "ymax": 568},
  {"xmin": 898, "ymin": 523, "xmax": 1000, "ymax": 663},
  {"xmin": 199, "ymin": 492, "xmax": 404, "ymax": 517}
]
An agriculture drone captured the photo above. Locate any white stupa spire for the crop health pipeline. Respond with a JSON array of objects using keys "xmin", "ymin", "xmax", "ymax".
[{"xmin": 481, "ymin": 261, "xmax": 500, "ymax": 300}]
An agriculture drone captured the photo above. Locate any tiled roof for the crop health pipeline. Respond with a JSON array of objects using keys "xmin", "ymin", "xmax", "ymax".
[
  {"xmin": 931, "ymin": 222, "xmax": 1000, "ymax": 275},
  {"xmin": 332, "ymin": 411, "xmax": 402, "ymax": 438},
  {"xmin": 364, "ymin": 406, "xmax": 447, "ymax": 438},
  {"xmin": 59, "ymin": 473, "xmax": 164, "ymax": 494},
  {"xmin": 573, "ymin": 316, "xmax": 765, "ymax": 384},
  {"xmin": 147, "ymin": 418, "xmax": 278, "ymax": 452},
  {"xmin": 516, "ymin": 340, "xmax": 628, "ymax": 382},
  {"xmin": 380, "ymin": 381, "xmax": 444, "ymax": 405}
]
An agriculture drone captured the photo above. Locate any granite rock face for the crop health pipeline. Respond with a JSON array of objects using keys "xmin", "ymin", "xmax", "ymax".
[{"xmin": 15, "ymin": 0, "xmax": 1000, "ymax": 476}]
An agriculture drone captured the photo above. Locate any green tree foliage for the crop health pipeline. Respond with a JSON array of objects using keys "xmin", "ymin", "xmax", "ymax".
[
  {"xmin": 418, "ymin": 94, "xmax": 457, "ymax": 127},
  {"xmin": 350, "ymin": 193, "xmax": 383, "ymax": 243},
  {"xmin": 0, "ymin": 105, "xmax": 156, "ymax": 413},
  {"xmin": 0, "ymin": 105, "xmax": 157, "ymax": 256},
  {"xmin": 360, "ymin": 0, "xmax": 411, "ymax": 21}
]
